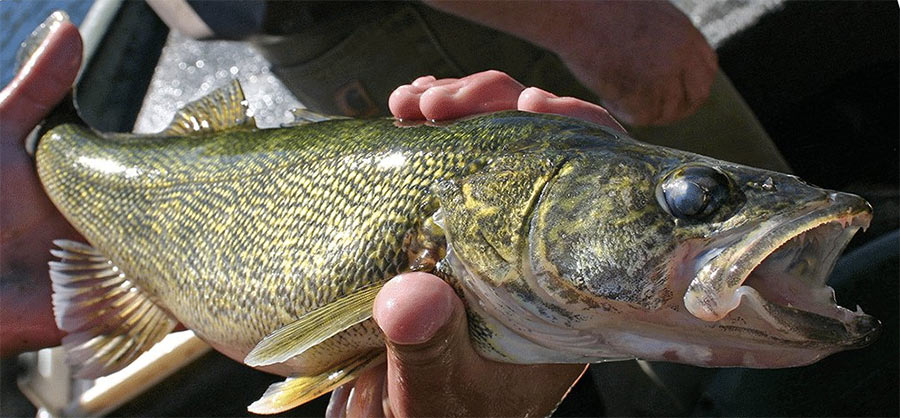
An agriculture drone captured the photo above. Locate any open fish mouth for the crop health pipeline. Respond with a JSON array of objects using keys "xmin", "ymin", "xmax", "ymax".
[{"xmin": 684, "ymin": 192, "xmax": 880, "ymax": 347}]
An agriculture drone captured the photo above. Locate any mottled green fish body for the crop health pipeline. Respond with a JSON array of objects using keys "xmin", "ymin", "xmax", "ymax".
[
  {"xmin": 39, "ymin": 116, "xmax": 510, "ymax": 346},
  {"xmin": 35, "ymin": 82, "xmax": 879, "ymax": 413}
]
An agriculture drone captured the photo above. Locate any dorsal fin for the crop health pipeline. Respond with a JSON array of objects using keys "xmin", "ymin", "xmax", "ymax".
[
  {"xmin": 49, "ymin": 240, "xmax": 177, "ymax": 379},
  {"xmin": 280, "ymin": 108, "xmax": 348, "ymax": 127},
  {"xmin": 244, "ymin": 284, "xmax": 382, "ymax": 367},
  {"xmin": 248, "ymin": 350, "xmax": 385, "ymax": 414},
  {"xmin": 162, "ymin": 80, "xmax": 256, "ymax": 135}
]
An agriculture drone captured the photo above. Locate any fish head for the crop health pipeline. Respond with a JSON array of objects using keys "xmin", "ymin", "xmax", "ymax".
[{"xmin": 520, "ymin": 144, "xmax": 878, "ymax": 367}]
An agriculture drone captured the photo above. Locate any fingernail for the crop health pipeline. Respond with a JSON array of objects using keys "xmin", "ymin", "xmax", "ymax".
[
  {"xmin": 345, "ymin": 364, "xmax": 386, "ymax": 418},
  {"xmin": 524, "ymin": 86, "xmax": 557, "ymax": 99},
  {"xmin": 17, "ymin": 11, "xmax": 70, "ymax": 73},
  {"xmin": 325, "ymin": 382, "xmax": 351, "ymax": 418},
  {"xmin": 411, "ymin": 75, "xmax": 437, "ymax": 87},
  {"xmin": 388, "ymin": 86, "xmax": 425, "ymax": 120}
]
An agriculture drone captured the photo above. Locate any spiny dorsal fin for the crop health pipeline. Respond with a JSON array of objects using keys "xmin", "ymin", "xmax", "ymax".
[
  {"xmin": 49, "ymin": 240, "xmax": 177, "ymax": 379},
  {"xmin": 248, "ymin": 350, "xmax": 385, "ymax": 414},
  {"xmin": 280, "ymin": 108, "xmax": 348, "ymax": 127},
  {"xmin": 244, "ymin": 284, "xmax": 382, "ymax": 367},
  {"xmin": 162, "ymin": 79, "xmax": 256, "ymax": 135}
]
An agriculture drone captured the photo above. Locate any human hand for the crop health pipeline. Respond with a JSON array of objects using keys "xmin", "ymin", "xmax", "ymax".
[
  {"xmin": 559, "ymin": 1, "xmax": 718, "ymax": 126},
  {"xmin": 0, "ymin": 13, "xmax": 84, "ymax": 357},
  {"xmin": 425, "ymin": 1, "xmax": 718, "ymax": 126},
  {"xmin": 326, "ymin": 70, "xmax": 614, "ymax": 417},
  {"xmin": 329, "ymin": 273, "xmax": 588, "ymax": 418},
  {"xmin": 389, "ymin": 69, "xmax": 625, "ymax": 132}
]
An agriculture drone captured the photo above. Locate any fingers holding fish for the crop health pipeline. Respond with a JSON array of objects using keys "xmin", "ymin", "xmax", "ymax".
[
  {"xmin": 328, "ymin": 271, "xmax": 585, "ymax": 417},
  {"xmin": 325, "ymin": 361, "xmax": 388, "ymax": 418},
  {"xmin": 373, "ymin": 273, "xmax": 456, "ymax": 346},
  {"xmin": 389, "ymin": 70, "xmax": 626, "ymax": 132},
  {"xmin": 388, "ymin": 75, "xmax": 461, "ymax": 121},
  {"xmin": 0, "ymin": 12, "xmax": 82, "ymax": 144},
  {"xmin": 0, "ymin": 13, "xmax": 82, "ymax": 245},
  {"xmin": 0, "ymin": 13, "xmax": 84, "ymax": 357},
  {"xmin": 369, "ymin": 272, "xmax": 586, "ymax": 417},
  {"xmin": 326, "ymin": 271, "xmax": 453, "ymax": 417},
  {"xmin": 389, "ymin": 70, "xmax": 524, "ymax": 121},
  {"xmin": 517, "ymin": 86, "xmax": 626, "ymax": 132}
]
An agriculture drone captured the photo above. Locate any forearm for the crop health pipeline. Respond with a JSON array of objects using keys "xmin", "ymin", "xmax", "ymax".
[
  {"xmin": 424, "ymin": 1, "xmax": 611, "ymax": 59},
  {"xmin": 428, "ymin": 1, "xmax": 717, "ymax": 126}
]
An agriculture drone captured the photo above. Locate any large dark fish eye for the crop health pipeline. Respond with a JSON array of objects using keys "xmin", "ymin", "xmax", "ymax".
[{"xmin": 657, "ymin": 165, "xmax": 732, "ymax": 220}]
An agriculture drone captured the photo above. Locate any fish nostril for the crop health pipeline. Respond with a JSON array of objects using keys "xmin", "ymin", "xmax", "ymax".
[{"xmin": 852, "ymin": 315, "xmax": 881, "ymax": 339}]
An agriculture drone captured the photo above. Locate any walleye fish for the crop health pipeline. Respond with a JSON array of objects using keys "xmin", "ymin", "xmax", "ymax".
[{"xmin": 34, "ymin": 81, "xmax": 879, "ymax": 413}]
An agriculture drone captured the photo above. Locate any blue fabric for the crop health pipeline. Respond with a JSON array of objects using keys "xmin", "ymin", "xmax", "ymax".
[
  {"xmin": 0, "ymin": 0, "xmax": 93, "ymax": 86},
  {"xmin": 186, "ymin": 0, "xmax": 265, "ymax": 40},
  {"xmin": 830, "ymin": 229, "xmax": 899, "ymax": 287}
]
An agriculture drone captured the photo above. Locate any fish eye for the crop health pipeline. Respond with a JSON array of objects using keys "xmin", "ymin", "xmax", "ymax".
[{"xmin": 657, "ymin": 165, "xmax": 732, "ymax": 220}]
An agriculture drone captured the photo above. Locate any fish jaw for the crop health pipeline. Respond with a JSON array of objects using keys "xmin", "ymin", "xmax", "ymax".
[
  {"xmin": 464, "ymin": 181, "xmax": 880, "ymax": 368},
  {"xmin": 682, "ymin": 191, "xmax": 879, "ymax": 352}
]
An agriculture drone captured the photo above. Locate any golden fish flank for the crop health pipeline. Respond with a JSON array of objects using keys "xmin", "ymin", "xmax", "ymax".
[{"xmin": 36, "ymin": 81, "xmax": 878, "ymax": 413}]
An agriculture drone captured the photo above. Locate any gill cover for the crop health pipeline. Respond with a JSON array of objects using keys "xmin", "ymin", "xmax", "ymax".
[
  {"xmin": 435, "ymin": 154, "xmax": 564, "ymax": 284},
  {"xmin": 528, "ymin": 154, "xmax": 677, "ymax": 310}
]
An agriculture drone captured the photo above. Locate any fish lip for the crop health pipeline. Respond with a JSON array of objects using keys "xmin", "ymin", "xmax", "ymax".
[
  {"xmin": 730, "ymin": 286, "xmax": 882, "ymax": 349},
  {"xmin": 683, "ymin": 192, "xmax": 877, "ymax": 344}
]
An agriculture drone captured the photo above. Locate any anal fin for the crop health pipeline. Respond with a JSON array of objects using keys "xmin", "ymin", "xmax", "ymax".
[
  {"xmin": 244, "ymin": 284, "xmax": 383, "ymax": 367},
  {"xmin": 248, "ymin": 350, "xmax": 385, "ymax": 415},
  {"xmin": 49, "ymin": 240, "xmax": 177, "ymax": 379}
]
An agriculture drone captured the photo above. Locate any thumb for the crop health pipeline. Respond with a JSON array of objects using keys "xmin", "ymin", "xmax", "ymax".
[
  {"xmin": 373, "ymin": 271, "xmax": 468, "ymax": 380},
  {"xmin": 373, "ymin": 272, "xmax": 586, "ymax": 417},
  {"xmin": 373, "ymin": 272, "xmax": 476, "ymax": 416},
  {"xmin": 0, "ymin": 12, "xmax": 82, "ymax": 143}
]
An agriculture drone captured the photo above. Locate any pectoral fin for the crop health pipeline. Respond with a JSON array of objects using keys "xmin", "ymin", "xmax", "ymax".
[
  {"xmin": 244, "ymin": 284, "xmax": 383, "ymax": 367},
  {"xmin": 49, "ymin": 240, "xmax": 177, "ymax": 379},
  {"xmin": 248, "ymin": 350, "xmax": 385, "ymax": 414}
]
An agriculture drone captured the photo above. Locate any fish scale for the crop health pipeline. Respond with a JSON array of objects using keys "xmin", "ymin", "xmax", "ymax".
[{"xmin": 36, "ymin": 116, "xmax": 523, "ymax": 355}]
